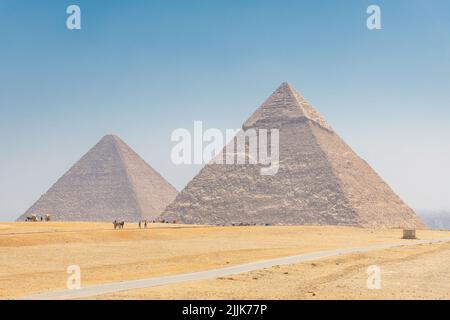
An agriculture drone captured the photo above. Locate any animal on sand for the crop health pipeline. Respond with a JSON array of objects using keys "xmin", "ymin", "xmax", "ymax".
[
  {"xmin": 25, "ymin": 214, "xmax": 37, "ymax": 222},
  {"xmin": 113, "ymin": 220, "xmax": 125, "ymax": 229}
]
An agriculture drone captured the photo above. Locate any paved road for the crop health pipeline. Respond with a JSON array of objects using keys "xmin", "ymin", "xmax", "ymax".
[{"xmin": 20, "ymin": 237, "xmax": 450, "ymax": 300}]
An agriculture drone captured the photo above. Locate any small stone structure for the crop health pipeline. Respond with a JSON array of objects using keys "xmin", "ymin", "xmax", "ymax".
[{"xmin": 403, "ymin": 229, "xmax": 417, "ymax": 239}]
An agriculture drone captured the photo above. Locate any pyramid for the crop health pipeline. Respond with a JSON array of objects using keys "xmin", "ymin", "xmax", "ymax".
[
  {"xmin": 161, "ymin": 83, "xmax": 425, "ymax": 228},
  {"xmin": 18, "ymin": 135, "xmax": 177, "ymax": 222}
]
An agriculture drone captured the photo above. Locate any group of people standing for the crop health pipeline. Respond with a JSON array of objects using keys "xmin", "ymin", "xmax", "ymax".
[{"xmin": 138, "ymin": 220, "xmax": 149, "ymax": 228}]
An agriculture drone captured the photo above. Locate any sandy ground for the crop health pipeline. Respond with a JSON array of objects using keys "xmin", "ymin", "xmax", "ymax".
[
  {"xmin": 1, "ymin": 222, "xmax": 449, "ymax": 299},
  {"xmin": 98, "ymin": 242, "xmax": 450, "ymax": 300}
]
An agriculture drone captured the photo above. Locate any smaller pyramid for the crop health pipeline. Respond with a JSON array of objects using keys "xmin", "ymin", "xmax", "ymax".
[{"xmin": 18, "ymin": 135, "xmax": 177, "ymax": 221}]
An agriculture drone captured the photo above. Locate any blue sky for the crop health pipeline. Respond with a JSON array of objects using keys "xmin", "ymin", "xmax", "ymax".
[{"xmin": 1, "ymin": 0, "xmax": 449, "ymax": 221}]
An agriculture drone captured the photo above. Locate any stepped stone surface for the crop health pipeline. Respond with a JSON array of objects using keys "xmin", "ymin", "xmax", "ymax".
[
  {"xmin": 161, "ymin": 83, "xmax": 425, "ymax": 228},
  {"xmin": 18, "ymin": 135, "xmax": 177, "ymax": 222}
]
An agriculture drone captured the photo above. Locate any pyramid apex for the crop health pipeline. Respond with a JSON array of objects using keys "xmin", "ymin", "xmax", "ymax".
[
  {"xmin": 102, "ymin": 134, "xmax": 119, "ymax": 139},
  {"xmin": 99, "ymin": 134, "xmax": 122, "ymax": 143},
  {"xmin": 277, "ymin": 81, "xmax": 293, "ymax": 91},
  {"xmin": 243, "ymin": 83, "xmax": 333, "ymax": 131}
]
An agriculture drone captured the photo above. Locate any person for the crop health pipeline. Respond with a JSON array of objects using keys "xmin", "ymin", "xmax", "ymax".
[
  {"xmin": 138, "ymin": 221, "xmax": 141, "ymax": 229},
  {"xmin": 40, "ymin": 216, "xmax": 43, "ymax": 221},
  {"xmin": 144, "ymin": 220, "xmax": 147, "ymax": 228}
]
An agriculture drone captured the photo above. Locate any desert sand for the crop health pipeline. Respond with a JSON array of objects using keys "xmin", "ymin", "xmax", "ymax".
[{"xmin": 1, "ymin": 222, "xmax": 449, "ymax": 299}]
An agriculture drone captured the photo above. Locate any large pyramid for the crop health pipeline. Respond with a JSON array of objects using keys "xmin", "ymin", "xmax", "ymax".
[
  {"xmin": 161, "ymin": 83, "xmax": 425, "ymax": 228},
  {"xmin": 18, "ymin": 135, "xmax": 177, "ymax": 222}
]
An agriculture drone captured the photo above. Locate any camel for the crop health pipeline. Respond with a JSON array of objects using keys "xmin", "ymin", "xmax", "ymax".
[
  {"xmin": 113, "ymin": 220, "xmax": 125, "ymax": 229},
  {"xmin": 25, "ymin": 214, "xmax": 37, "ymax": 222}
]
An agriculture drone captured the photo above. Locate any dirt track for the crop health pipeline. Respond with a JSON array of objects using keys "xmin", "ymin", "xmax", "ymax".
[
  {"xmin": 96, "ymin": 241, "xmax": 450, "ymax": 300},
  {"xmin": 22, "ymin": 238, "xmax": 450, "ymax": 300}
]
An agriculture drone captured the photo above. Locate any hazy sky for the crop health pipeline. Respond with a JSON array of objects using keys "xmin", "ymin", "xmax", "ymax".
[{"xmin": 1, "ymin": 0, "xmax": 449, "ymax": 221}]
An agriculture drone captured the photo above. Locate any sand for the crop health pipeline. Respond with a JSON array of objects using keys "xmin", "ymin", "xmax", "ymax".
[
  {"xmin": 98, "ymin": 242, "xmax": 450, "ymax": 300},
  {"xmin": 1, "ymin": 222, "xmax": 449, "ymax": 299}
]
